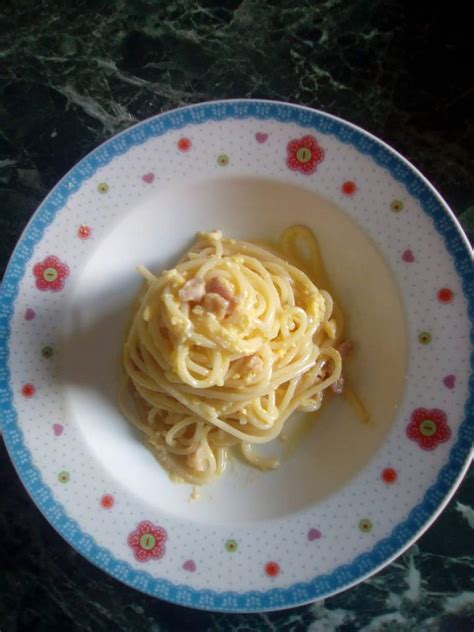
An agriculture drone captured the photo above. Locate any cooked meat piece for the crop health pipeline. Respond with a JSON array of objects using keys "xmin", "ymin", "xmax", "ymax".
[
  {"xmin": 186, "ymin": 445, "xmax": 207, "ymax": 471},
  {"xmin": 337, "ymin": 340, "xmax": 353, "ymax": 357},
  {"xmin": 331, "ymin": 377, "xmax": 344, "ymax": 394},
  {"xmin": 206, "ymin": 276, "xmax": 234, "ymax": 301},
  {"xmin": 202, "ymin": 292, "xmax": 229, "ymax": 319},
  {"xmin": 179, "ymin": 277, "xmax": 206, "ymax": 302},
  {"xmin": 242, "ymin": 354, "xmax": 264, "ymax": 373}
]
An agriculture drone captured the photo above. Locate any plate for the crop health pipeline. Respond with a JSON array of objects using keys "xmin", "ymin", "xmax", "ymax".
[{"xmin": 0, "ymin": 100, "xmax": 472, "ymax": 612}]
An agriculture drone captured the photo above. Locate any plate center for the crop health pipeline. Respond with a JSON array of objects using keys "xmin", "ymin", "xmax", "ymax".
[{"xmin": 61, "ymin": 177, "xmax": 407, "ymax": 524}]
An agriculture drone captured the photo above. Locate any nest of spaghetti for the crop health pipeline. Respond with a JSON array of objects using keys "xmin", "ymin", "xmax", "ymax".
[{"xmin": 120, "ymin": 227, "xmax": 345, "ymax": 484}]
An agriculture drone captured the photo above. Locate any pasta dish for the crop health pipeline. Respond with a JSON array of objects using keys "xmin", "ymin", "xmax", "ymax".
[{"xmin": 119, "ymin": 225, "xmax": 361, "ymax": 484}]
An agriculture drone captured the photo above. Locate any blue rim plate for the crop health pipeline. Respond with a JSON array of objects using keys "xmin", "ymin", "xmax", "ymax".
[{"xmin": 0, "ymin": 100, "xmax": 472, "ymax": 612}]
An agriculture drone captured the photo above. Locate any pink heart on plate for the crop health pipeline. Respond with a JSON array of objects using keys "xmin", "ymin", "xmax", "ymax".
[
  {"xmin": 25, "ymin": 308, "xmax": 36, "ymax": 321},
  {"xmin": 402, "ymin": 249, "xmax": 415, "ymax": 263},
  {"xmin": 255, "ymin": 132, "xmax": 268, "ymax": 144},
  {"xmin": 443, "ymin": 374, "xmax": 456, "ymax": 389},
  {"xmin": 53, "ymin": 423, "xmax": 64, "ymax": 436},
  {"xmin": 142, "ymin": 172, "xmax": 155, "ymax": 184},
  {"xmin": 308, "ymin": 528, "xmax": 322, "ymax": 541},
  {"xmin": 183, "ymin": 559, "xmax": 196, "ymax": 572}
]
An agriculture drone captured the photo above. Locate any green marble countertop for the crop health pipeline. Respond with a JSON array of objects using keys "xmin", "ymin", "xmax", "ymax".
[{"xmin": 1, "ymin": 1, "xmax": 473, "ymax": 630}]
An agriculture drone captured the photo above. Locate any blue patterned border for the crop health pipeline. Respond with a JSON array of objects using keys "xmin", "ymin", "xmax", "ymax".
[{"xmin": 0, "ymin": 100, "xmax": 472, "ymax": 612}]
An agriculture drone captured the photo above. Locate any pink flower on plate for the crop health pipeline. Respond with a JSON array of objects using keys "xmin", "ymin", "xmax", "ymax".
[
  {"xmin": 127, "ymin": 521, "xmax": 167, "ymax": 562},
  {"xmin": 406, "ymin": 408, "xmax": 451, "ymax": 450},
  {"xmin": 287, "ymin": 135, "xmax": 325, "ymax": 175},
  {"xmin": 33, "ymin": 256, "xmax": 70, "ymax": 292}
]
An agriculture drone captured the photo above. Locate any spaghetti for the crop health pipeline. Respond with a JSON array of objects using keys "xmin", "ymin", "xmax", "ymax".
[{"xmin": 119, "ymin": 225, "xmax": 354, "ymax": 484}]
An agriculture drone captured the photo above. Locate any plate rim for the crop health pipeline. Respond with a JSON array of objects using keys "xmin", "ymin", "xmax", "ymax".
[{"xmin": 0, "ymin": 98, "xmax": 473, "ymax": 612}]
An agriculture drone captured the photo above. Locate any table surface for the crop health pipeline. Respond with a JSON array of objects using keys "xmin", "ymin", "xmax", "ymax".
[{"xmin": 1, "ymin": 2, "xmax": 473, "ymax": 630}]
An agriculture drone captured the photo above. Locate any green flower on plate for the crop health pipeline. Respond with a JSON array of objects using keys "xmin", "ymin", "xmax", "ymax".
[
  {"xmin": 97, "ymin": 182, "xmax": 109, "ymax": 194},
  {"xmin": 41, "ymin": 345, "xmax": 54, "ymax": 358},
  {"xmin": 58, "ymin": 471, "xmax": 70, "ymax": 484},
  {"xmin": 358, "ymin": 518, "xmax": 373, "ymax": 533},
  {"xmin": 217, "ymin": 154, "xmax": 230, "ymax": 167},
  {"xmin": 225, "ymin": 539, "xmax": 238, "ymax": 552}
]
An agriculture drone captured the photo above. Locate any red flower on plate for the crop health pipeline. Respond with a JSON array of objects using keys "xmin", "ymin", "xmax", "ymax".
[
  {"xmin": 265, "ymin": 561, "xmax": 281, "ymax": 577},
  {"xmin": 127, "ymin": 520, "xmax": 167, "ymax": 562},
  {"xmin": 177, "ymin": 137, "xmax": 192, "ymax": 152},
  {"xmin": 406, "ymin": 408, "xmax": 451, "ymax": 450},
  {"xmin": 78, "ymin": 225, "xmax": 91, "ymax": 240},
  {"xmin": 33, "ymin": 256, "xmax": 69, "ymax": 292},
  {"xmin": 287, "ymin": 135, "xmax": 325, "ymax": 175},
  {"xmin": 100, "ymin": 494, "xmax": 115, "ymax": 509}
]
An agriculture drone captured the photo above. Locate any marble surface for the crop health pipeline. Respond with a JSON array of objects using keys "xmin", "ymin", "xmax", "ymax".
[{"xmin": 0, "ymin": 1, "xmax": 473, "ymax": 630}]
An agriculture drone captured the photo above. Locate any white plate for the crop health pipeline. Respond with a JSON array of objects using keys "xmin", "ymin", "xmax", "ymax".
[{"xmin": 0, "ymin": 100, "xmax": 472, "ymax": 612}]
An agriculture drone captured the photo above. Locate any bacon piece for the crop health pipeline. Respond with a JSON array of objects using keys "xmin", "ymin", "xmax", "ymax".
[
  {"xmin": 331, "ymin": 377, "xmax": 344, "ymax": 395},
  {"xmin": 207, "ymin": 276, "xmax": 241, "ymax": 315},
  {"xmin": 242, "ymin": 354, "xmax": 264, "ymax": 373},
  {"xmin": 202, "ymin": 292, "xmax": 229, "ymax": 319},
  {"xmin": 337, "ymin": 340, "xmax": 353, "ymax": 357},
  {"xmin": 226, "ymin": 295, "xmax": 240, "ymax": 315},
  {"xmin": 179, "ymin": 277, "xmax": 205, "ymax": 303},
  {"xmin": 206, "ymin": 276, "xmax": 234, "ymax": 301},
  {"xmin": 186, "ymin": 445, "xmax": 207, "ymax": 472}
]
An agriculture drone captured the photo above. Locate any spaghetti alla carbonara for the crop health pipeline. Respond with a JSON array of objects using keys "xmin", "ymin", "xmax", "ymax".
[{"xmin": 119, "ymin": 225, "xmax": 355, "ymax": 484}]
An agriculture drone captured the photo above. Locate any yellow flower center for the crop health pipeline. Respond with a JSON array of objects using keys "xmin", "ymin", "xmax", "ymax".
[
  {"xmin": 420, "ymin": 419, "xmax": 437, "ymax": 437},
  {"xmin": 296, "ymin": 146, "xmax": 312, "ymax": 163},
  {"xmin": 139, "ymin": 533, "xmax": 156, "ymax": 550},
  {"xmin": 43, "ymin": 267, "xmax": 58, "ymax": 282}
]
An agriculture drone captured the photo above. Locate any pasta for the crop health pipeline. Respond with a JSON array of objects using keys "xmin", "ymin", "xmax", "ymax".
[{"xmin": 119, "ymin": 225, "xmax": 356, "ymax": 484}]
